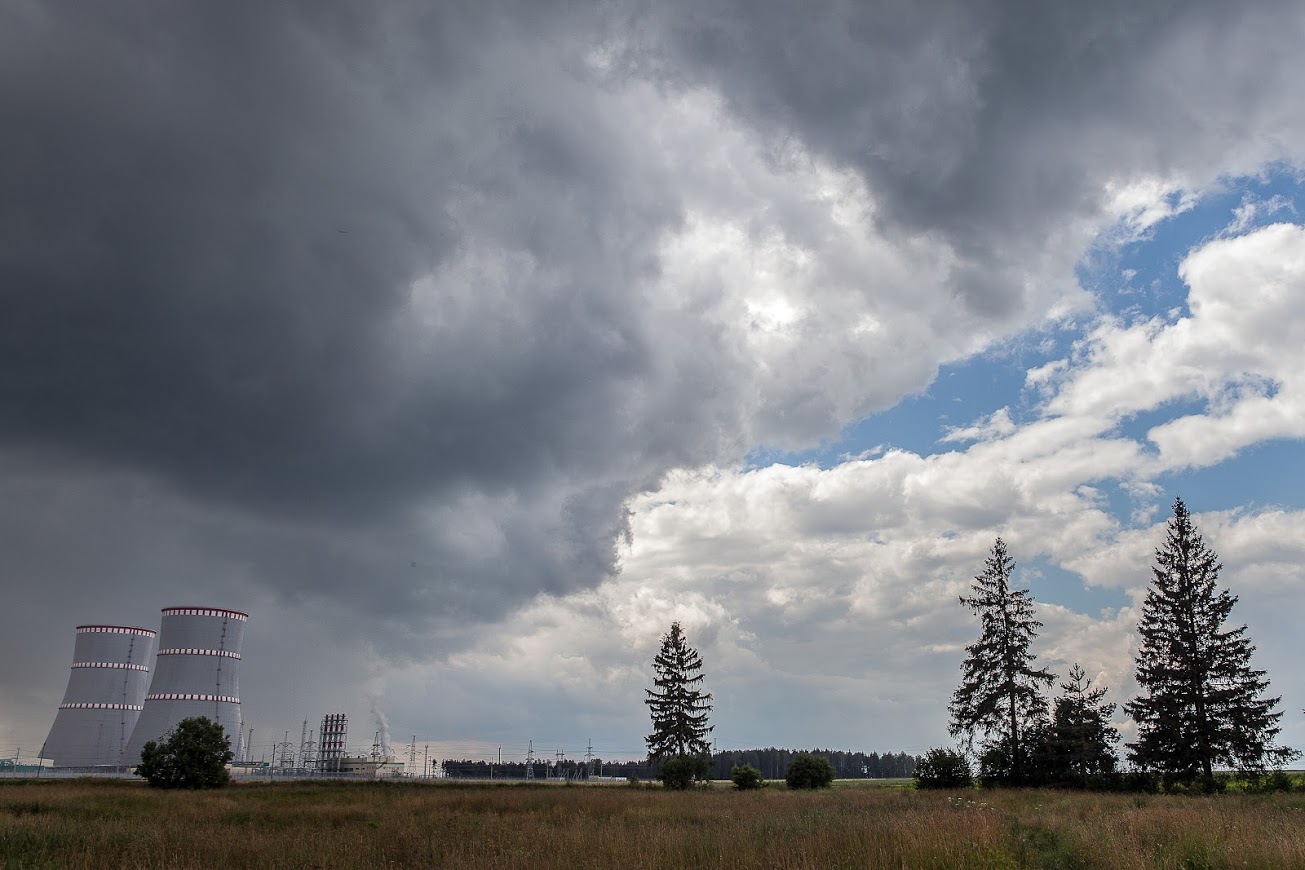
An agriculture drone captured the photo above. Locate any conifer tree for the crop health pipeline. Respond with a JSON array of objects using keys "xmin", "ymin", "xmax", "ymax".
[
  {"xmin": 1126, "ymin": 498, "xmax": 1294, "ymax": 783},
  {"xmin": 1038, "ymin": 664, "xmax": 1119, "ymax": 786},
  {"xmin": 645, "ymin": 622, "xmax": 713, "ymax": 763},
  {"xmin": 948, "ymin": 538, "xmax": 1054, "ymax": 785}
]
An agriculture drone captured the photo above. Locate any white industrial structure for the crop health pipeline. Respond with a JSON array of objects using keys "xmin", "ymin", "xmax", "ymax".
[
  {"xmin": 124, "ymin": 606, "xmax": 247, "ymax": 764},
  {"xmin": 40, "ymin": 624, "xmax": 157, "ymax": 768}
]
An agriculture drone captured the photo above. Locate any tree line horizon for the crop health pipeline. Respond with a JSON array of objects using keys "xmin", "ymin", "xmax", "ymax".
[{"xmin": 438, "ymin": 747, "xmax": 917, "ymax": 781}]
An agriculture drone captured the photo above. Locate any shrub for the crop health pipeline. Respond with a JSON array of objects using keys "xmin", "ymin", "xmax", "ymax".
[
  {"xmin": 657, "ymin": 754, "xmax": 711, "ymax": 790},
  {"xmin": 977, "ymin": 740, "xmax": 1022, "ymax": 788},
  {"xmin": 785, "ymin": 753, "xmax": 835, "ymax": 789},
  {"xmin": 1227, "ymin": 769, "xmax": 1297, "ymax": 794},
  {"xmin": 1075, "ymin": 772, "xmax": 1126, "ymax": 792},
  {"xmin": 136, "ymin": 716, "xmax": 233, "ymax": 789},
  {"xmin": 1163, "ymin": 775, "xmax": 1224, "ymax": 795},
  {"xmin": 914, "ymin": 748, "xmax": 973, "ymax": 790},
  {"xmin": 1120, "ymin": 771, "xmax": 1160, "ymax": 794},
  {"xmin": 731, "ymin": 763, "xmax": 765, "ymax": 790},
  {"xmin": 1264, "ymin": 770, "xmax": 1297, "ymax": 793}
]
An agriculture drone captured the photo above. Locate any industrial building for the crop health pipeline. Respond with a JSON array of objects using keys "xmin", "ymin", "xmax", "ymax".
[
  {"xmin": 123, "ymin": 606, "xmax": 247, "ymax": 764},
  {"xmin": 40, "ymin": 624, "xmax": 157, "ymax": 768},
  {"xmin": 336, "ymin": 756, "xmax": 406, "ymax": 778}
]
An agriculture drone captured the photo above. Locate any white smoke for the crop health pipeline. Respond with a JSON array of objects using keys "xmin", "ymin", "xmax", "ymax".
[{"xmin": 369, "ymin": 697, "xmax": 392, "ymax": 758}]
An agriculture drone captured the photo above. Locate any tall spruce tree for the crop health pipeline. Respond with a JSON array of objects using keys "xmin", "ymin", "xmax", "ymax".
[
  {"xmin": 1126, "ymin": 498, "xmax": 1294, "ymax": 782},
  {"xmin": 645, "ymin": 622, "xmax": 713, "ymax": 763},
  {"xmin": 948, "ymin": 538, "xmax": 1054, "ymax": 785}
]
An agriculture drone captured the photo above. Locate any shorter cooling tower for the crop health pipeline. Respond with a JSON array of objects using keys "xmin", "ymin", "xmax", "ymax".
[
  {"xmin": 124, "ymin": 606, "xmax": 247, "ymax": 765},
  {"xmin": 41, "ymin": 624, "xmax": 157, "ymax": 768}
]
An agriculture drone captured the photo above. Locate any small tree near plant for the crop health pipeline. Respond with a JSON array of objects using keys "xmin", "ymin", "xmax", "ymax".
[
  {"xmin": 785, "ymin": 753, "xmax": 835, "ymax": 789},
  {"xmin": 1038, "ymin": 664, "xmax": 1119, "ymax": 787},
  {"xmin": 136, "ymin": 716, "xmax": 233, "ymax": 789},
  {"xmin": 914, "ymin": 747, "xmax": 973, "ymax": 789},
  {"xmin": 657, "ymin": 754, "xmax": 711, "ymax": 790},
  {"xmin": 731, "ymin": 763, "xmax": 765, "ymax": 790}
]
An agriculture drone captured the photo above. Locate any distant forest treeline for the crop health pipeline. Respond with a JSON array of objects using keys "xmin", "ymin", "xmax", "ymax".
[{"xmin": 440, "ymin": 748, "xmax": 917, "ymax": 780}]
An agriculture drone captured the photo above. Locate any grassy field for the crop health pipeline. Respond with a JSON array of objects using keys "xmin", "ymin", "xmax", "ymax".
[{"xmin": 4, "ymin": 778, "xmax": 1305, "ymax": 868}]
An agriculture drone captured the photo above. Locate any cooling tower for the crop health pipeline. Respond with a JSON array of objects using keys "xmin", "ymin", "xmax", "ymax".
[
  {"xmin": 41, "ymin": 624, "xmax": 157, "ymax": 768},
  {"xmin": 124, "ymin": 606, "xmax": 247, "ymax": 765}
]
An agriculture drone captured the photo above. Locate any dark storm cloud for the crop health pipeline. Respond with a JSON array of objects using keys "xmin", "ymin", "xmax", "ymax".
[
  {"xmin": 0, "ymin": 1, "xmax": 647, "ymax": 519},
  {"xmin": 3, "ymin": 4, "xmax": 435, "ymax": 509},
  {"xmin": 3, "ymin": 5, "xmax": 717, "ymax": 491}
]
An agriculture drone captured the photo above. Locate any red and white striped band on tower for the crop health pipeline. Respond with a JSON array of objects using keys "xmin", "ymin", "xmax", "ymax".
[
  {"xmin": 145, "ymin": 693, "xmax": 240, "ymax": 704},
  {"xmin": 76, "ymin": 625, "xmax": 157, "ymax": 637},
  {"xmin": 59, "ymin": 702, "xmax": 145, "ymax": 711},
  {"xmin": 71, "ymin": 661, "xmax": 150, "ymax": 671},
  {"xmin": 156, "ymin": 648, "xmax": 241, "ymax": 659},
  {"xmin": 160, "ymin": 607, "xmax": 248, "ymax": 621}
]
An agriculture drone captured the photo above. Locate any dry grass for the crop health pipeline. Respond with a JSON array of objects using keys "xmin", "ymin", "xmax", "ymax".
[{"xmin": 4, "ymin": 778, "xmax": 1305, "ymax": 868}]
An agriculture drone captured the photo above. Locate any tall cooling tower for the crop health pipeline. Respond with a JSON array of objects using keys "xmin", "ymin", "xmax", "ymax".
[
  {"xmin": 41, "ymin": 624, "xmax": 157, "ymax": 768},
  {"xmin": 124, "ymin": 606, "xmax": 247, "ymax": 765}
]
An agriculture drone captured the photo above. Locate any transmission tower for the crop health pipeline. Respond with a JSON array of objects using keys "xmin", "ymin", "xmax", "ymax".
[
  {"xmin": 586, "ymin": 739, "xmax": 594, "ymax": 778},
  {"xmin": 298, "ymin": 719, "xmax": 316, "ymax": 770},
  {"xmin": 407, "ymin": 736, "xmax": 417, "ymax": 777},
  {"xmin": 276, "ymin": 730, "xmax": 295, "ymax": 769},
  {"xmin": 526, "ymin": 740, "xmax": 535, "ymax": 781}
]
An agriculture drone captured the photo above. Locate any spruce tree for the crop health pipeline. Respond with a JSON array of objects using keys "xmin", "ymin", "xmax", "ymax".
[
  {"xmin": 645, "ymin": 622, "xmax": 713, "ymax": 764},
  {"xmin": 1126, "ymin": 498, "xmax": 1294, "ymax": 783},
  {"xmin": 1039, "ymin": 664, "xmax": 1119, "ymax": 787},
  {"xmin": 948, "ymin": 538, "xmax": 1054, "ymax": 785}
]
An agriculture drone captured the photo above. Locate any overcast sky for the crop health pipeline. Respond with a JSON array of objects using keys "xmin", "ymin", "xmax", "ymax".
[{"xmin": 3, "ymin": 1, "xmax": 1304, "ymax": 766}]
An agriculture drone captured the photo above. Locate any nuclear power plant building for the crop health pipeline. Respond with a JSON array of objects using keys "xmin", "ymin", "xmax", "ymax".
[
  {"xmin": 124, "ymin": 606, "xmax": 247, "ymax": 764},
  {"xmin": 41, "ymin": 624, "xmax": 157, "ymax": 768}
]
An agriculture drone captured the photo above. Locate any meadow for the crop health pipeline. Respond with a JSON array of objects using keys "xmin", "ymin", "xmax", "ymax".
[{"xmin": 4, "ymin": 778, "xmax": 1305, "ymax": 868}]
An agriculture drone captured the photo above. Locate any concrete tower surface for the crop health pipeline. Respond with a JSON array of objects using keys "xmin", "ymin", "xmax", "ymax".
[
  {"xmin": 124, "ymin": 606, "xmax": 247, "ymax": 765},
  {"xmin": 41, "ymin": 624, "xmax": 157, "ymax": 768}
]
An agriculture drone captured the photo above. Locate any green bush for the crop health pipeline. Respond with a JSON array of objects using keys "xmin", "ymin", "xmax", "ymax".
[
  {"xmin": 1264, "ymin": 770, "xmax": 1297, "ymax": 793},
  {"xmin": 657, "ymin": 754, "xmax": 711, "ymax": 790},
  {"xmin": 785, "ymin": 753, "xmax": 835, "ymax": 789},
  {"xmin": 1162, "ymin": 774, "xmax": 1224, "ymax": 795},
  {"xmin": 914, "ymin": 747, "xmax": 973, "ymax": 790},
  {"xmin": 1226, "ymin": 770, "xmax": 1297, "ymax": 794},
  {"xmin": 136, "ymin": 716, "xmax": 233, "ymax": 789},
  {"xmin": 731, "ymin": 763, "xmax": 766, "ymax": 790}
]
